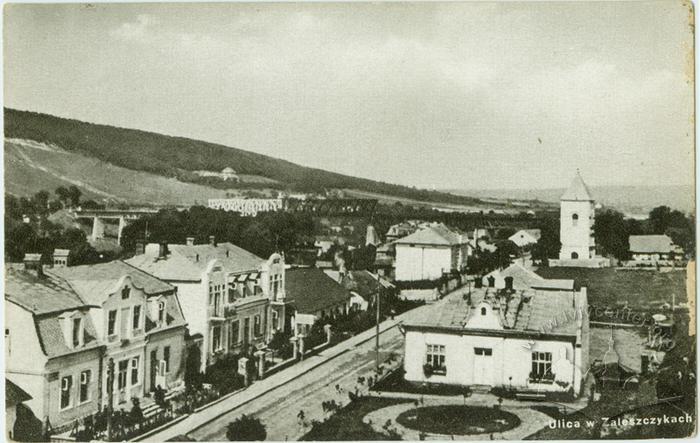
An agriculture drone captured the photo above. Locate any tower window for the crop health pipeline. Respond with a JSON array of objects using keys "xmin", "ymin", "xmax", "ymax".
[
  {"xmin": 572, "ymin": 213, "xmax": 579, "ymax": 226},
  {"xmin": 481, "ymin": 307, "xmax": 487, "ymax": 316},
  {"xmin": 571, "ymin": 252, "xmax": 579, "ymax": 259}
]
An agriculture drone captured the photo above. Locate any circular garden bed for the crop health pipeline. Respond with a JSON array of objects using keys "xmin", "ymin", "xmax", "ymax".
[{"xmin": 396, "ymin": 405, "xmax": 520, "ymax": 435}]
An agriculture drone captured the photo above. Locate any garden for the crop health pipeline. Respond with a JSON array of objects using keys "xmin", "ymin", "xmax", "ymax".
[{"xmin": 396, "ymin": 405, "xmax": 521, "ymax": 435}]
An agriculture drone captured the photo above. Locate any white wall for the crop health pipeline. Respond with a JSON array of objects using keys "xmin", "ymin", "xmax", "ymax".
[
  {"xmin": 395, "ymin": 244, "xmax": 452, "ymax": 281},
  {"xmin": 403, "ymin": 330, "xmax": 580, "ymax": 394},
  {"xmin": 560, "ymin": 200, "xmax": 595, "ymax": 260}
]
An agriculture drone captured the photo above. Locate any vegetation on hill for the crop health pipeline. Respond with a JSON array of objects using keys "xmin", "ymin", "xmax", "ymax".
[{"xmin": 5, "ymin": 108, "xmax": 484, "ymax": 206}]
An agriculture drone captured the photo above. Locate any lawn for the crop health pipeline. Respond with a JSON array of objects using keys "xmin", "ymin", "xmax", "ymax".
[
  {"xmin": 396, "ymin": 405, "xmax": 520, "ymax": 435},
  {"xmin": 536, "ymin": 267, "xmax": 687, "ymax": 313},
  {"xmin": 299, "ymin": 397, "xmax": 410, "ymax": 441}
]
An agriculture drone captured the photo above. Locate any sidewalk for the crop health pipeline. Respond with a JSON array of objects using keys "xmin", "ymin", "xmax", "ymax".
[{"xmin": 135, "ymin": 314, "xmax": 408, "ymax": 441}]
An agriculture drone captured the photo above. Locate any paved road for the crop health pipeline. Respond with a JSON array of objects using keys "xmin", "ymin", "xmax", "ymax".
[{"xmin": 140, "ymin": 287, "xmax": 465, "ymax": 442}]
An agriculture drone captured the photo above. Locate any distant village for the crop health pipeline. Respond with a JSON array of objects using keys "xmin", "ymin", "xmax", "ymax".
[{"xmin": 4, "ymin": 172, "xmax": 695, "ymax": 441}]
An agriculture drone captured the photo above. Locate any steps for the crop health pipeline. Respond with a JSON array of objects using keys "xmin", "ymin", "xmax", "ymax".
[{"xmin": 141, "ymin": 385, "xmax": 186, "ymax": 418}]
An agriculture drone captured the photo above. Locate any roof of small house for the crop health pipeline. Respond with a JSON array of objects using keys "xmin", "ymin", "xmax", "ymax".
[
  {"xmin": 126, "ymin": 242, "xmax": 264, "ymax": 281},
  {"xmin": 509, "ymin": 229, "xmax": 541, "ymax": 241},
  {"xmin": 6, "ymin": 380, "xmax": 32, "ymax": 407},
  {"xmin": 394, "ymin": 224, "xmax": 466, "ymax": 246},
  {"xmin": 222, "ymin": 167, "xmax": 236, "ymax": 174},
  {"xmin": 629, "ymin": 235, "xmax": 674, "ymax": 254},
  {"xmin": 5, "ymin": 264, "xmax": 89, "ymax": 314},
  {"xmin": 405, "ymin": 287, "xmax": 584, "ymax": 338},
  {"xmin": 484, "ymin": 263, "xmax": 574, "ymax": 291},
  {"xmin": 561, "ymin": 172, "xmax": 594, "ymax": 201},
  {"xmin": 48, "ymin": 260, "xmax": 174, "ymax": 305},
  {"xmin": 285, "ymin": 267, "xmax": 352, "ymax": 315}
]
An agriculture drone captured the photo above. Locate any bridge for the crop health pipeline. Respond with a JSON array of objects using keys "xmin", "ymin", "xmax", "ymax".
[
  {"xmin": 284, "ymin": 198, "xmax": 378, "ymax": 217},
  {"xmin": 73, "ymin": 208, "xmax": 160, "ymax": 243}
]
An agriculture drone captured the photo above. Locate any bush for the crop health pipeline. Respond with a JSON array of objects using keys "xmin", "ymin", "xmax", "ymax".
[{"xmin": 226, "ymin": 415, "xmax": 267, "ymax": 441}]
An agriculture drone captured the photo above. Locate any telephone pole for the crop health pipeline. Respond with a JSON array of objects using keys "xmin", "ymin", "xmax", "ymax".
[{"xmin": 375, "ymin": 289, "xmax": 381, "ymax": 372}]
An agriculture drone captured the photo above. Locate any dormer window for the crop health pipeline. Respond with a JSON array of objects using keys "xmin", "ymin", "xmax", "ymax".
[
  {"xmin": 72, "ymin": 317, "xmax": 83, "ymax": 347},
  {"xmin": 158, "ymin": 301, "xmax": 166, "ymax": 323},
  {"xmin": 121, "ymin": 286, "xmax": 131, "ymax": 300},
  {"xmin": 108, "ymin": 310, "xmax": 117, "ymax": 337}
]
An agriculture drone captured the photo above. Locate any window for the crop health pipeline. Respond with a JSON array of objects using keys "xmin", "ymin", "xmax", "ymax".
[
  {"xmin": 121, "ymin": 286, "xmax": 131, "ymax": 300},
  {"xmin": 426, "ymin": 344, "xmax": 446, "ymax": 374},
  {"xmin": 79, "ymin": 370, "xmax": 91, "ymax": 403},
  {"xmin": 130, "ymin": 357, "xmax": 140, "ymax": 385},
  {"xmin": 164, "ymin": 346, "xmax": 171, "ymax": 373},
  {"xmin": 132, "ymin": 306, "xmax": 141, "ymax": 330},
  {"xmin": 531, "ymin": 352, "xmax": 553, "ymax": 380},
  {"xmin": 72, "ymin": 317, "xmax": 82, "ymax": 347},
  {"xmin": 474, "ymin": 347, "xmax": 492, "ymax": 356},
  {"xmin": 60, "ymin": 376, "xmax": 73, "ymax": 410},
  {"xmin": 108, "ymin": 310, "xmax": 117, "ymax": 336},
  {"xmin": 230, "ymin": 321, "xmax": 240, "ymax": 347},
  {"xmin": 480, "ymin": 307, "xmax": 487, "ymax": 316},
  {"xmin": 487, "ymin": 276, "xmax": 495, "ymax": 288},
  {"xmin": 254, "ymin": 315, "xmax": 261, "ymax": 337},
  {"xmin": 158, "ymin": 301, "xmax": 166, "ymax": 323},
  {"xmin": 118, "ymin": 360, "xmax": 128, "ymax": 390},
  {"xmin": 270, "ymin": 274, "xmax": 282, "ymax": 300},
  {"xmin": 571, "ymin": 252, "xmax": 579, "ymax": 259},
  {"xmin": 272, "ymin": 311, "xmax": 279, "ymax": 331},
  {"xmin": 572, "ymin": 213, "xmax": 579, "ymax": 226},
  {"xmin": 212, "ymin": 326, "xmax": 222, "ymax": 351},
  {"xmin": 5, "ymin": 328, "xmax": 10, "ymax": 356}
]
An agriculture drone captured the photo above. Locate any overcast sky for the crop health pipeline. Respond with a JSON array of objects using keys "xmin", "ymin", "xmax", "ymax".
[{"xmin": 4, "ymin": 2, "xmax": 694, "ymax": 190}]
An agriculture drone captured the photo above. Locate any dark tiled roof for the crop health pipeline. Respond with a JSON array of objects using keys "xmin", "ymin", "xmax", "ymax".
[
  {"xmin": 48, "ymin": 260, "xmax": 174, "ymax": 305},
  {"xmin": 5, "ymin": 264, "xmax": 88, "ymax": 314},
  {"xmin": 406, "ymin": 287, "xmax": 582, "ymax": 337},
  {"xmin": 285, "ymin": 267, "xmax": 352, "ymax": 314},
  {"xmin": 5, "ymin": 379, "xmax": 32, "ymax": 407}
]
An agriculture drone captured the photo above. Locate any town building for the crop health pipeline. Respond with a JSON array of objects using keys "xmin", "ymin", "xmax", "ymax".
[
  {"xmin": 284, "ymin": 267, "xmax": 352, "ymax": 336},
  {"xmin": 4, "ymin": 256, "xmax": 187, "ymax": 432},
  {"xmin": 194, "ymin": 167, "xmax": 240, "ymax": 182},
  {"xmin": 551, "ymin": 172, "xmax": 609, "ymax": 268},
  {"xmin": 402, "ymin": 286, "xmax": 589, "ymax": 397},
  {"xmin": 207, "ymin": 198, "xmax": 283, "ymax": 216},
  {"xmin": 324, "ymin": 269, "xmax": 395, "ymax": 312},
  {"xmin": 393, "ymin": 224, "xmax": 469, "ymax": 281},
  {"xmin": 126, "ymin": 237, "xmax": 286, "ymax": 371},
  {"xmin": 6, "ymin": 379, "xmax": 33, "ymax": 440},
  {"xmin": 508, "ymin": 229, "xmax": 541, "ymax": 248},
  {"xmin": 629, "ymin": 234, "xmax": 683, "ymax": 263},
  {"xmin": 482, "ymin": 263, "xmax": 574, "ymax": 291}
]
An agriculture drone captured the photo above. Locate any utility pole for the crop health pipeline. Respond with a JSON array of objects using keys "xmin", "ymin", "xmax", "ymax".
[
  {"xmin": 375, "ymin": 288, "xmax": 381, "ymax": 373},
  {"xmin": 106, "ymin": 358, "xmax": 114, "ymax": 441}
]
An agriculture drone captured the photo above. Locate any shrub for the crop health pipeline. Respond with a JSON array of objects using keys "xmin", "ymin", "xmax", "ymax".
[{"xmin": 226, "ymin": 415, "xmax": 267, "ymax": 441}]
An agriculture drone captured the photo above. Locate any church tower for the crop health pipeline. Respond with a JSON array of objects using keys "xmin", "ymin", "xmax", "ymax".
[{"xmin": 559, "ymin": 171, "xmax": 595, "ymax": 261}]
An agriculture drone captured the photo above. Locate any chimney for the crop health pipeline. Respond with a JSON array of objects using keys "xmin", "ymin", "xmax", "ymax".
[
  {"xmin": 23, "ymin": 253, "xmax": 44, "ymax": 278},
  {"xmin": 186, "ymin": 236, "xmax": 195, "ymax": 246},
  {"xmin": 158, "ymin": 242, "xmax": 168, "ymax": 259},
  {"xmin": 135, "ymin": 240, "xmax": 145, "ymax": 256},
  {"xmin": 209, "ymin": 235, "xmax": 217, "ymax": 247}
]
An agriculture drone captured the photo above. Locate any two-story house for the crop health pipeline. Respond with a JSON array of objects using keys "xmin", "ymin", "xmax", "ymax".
[
  {"xmin": 126, "ymin": 236, "xmax": 286, "ymax": 371},
  {"xmin": 394, "ymin": 224, "xmax": 469, "ymax": 282},
  {"xmin": 47, "ymin": 260, "xmax": 188, "ymax": 409}
]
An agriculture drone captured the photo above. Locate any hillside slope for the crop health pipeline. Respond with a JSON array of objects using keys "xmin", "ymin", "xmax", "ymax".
[
  {"xmin": 4, "ymin": 108, "xmax": 483, "ymax": 207},
  {"xmin": 4, "ymin": 138, "xmax": 232, "ymax": 205}
]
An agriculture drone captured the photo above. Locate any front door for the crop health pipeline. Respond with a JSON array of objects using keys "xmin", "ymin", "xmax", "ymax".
[
  {"xmin": 150, "ymin": 350, "xmax": 158, "ymax": 391},
  {"xmin": 473, "ymin": 347, "xmax": 493, "ymax": 386}
]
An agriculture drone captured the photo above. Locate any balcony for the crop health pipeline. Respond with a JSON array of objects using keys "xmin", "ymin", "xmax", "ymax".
[{"xmin": 208, "ymin": 305, "xmax": 225, "ymax": 320}]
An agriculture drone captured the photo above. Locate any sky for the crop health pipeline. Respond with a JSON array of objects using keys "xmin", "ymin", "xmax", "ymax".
[{"xmin": 4, "ymin": 2, "xmax": 695, "ymax": 190}]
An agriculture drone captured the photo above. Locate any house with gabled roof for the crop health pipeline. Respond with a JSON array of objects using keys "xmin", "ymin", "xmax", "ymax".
[
  {"xmin": 508, "ymin": 229, "xmax": 541, "ymax": 248},
  {"xmin": 402, "ymin": 286, "xmax": 589, "ymax": 398},
  {"xmin": 393, "ymin": 224, "xmax": 469, "ymax": 281},
  {"xmin": 126, "ymin": 236, "xmax": 286, "ymax": 371},
  {"xmin": 629, "ymin": 234, "xmax": 683, "ymax": 262}
]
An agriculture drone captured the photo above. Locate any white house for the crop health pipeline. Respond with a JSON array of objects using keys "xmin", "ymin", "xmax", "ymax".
[
  {"xmin": 508, "ymin": 229, "xmax": 541, "ymax": 248},
  {"xmin": 482, "ymin": 263, "xmax": 574, "ymax": 291},
  {"xmin": 402, "ymin": 287, "xmax": 589, "ymax": 397},
  {"xmin": 127, "ymin": 236, "xmax": 286, "ymax": 371},
  {"xmin": 394, "ymin": 224, "xmax": 469, "ymax": 281}
]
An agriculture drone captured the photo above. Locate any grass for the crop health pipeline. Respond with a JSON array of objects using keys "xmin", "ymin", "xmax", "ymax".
[
  {"xmin": 536, "ymin": 267, "xmax": 687, "ymax": 313},
  {"xmin": 299, "ymin": 397, "xmax": 410, "ymax": 441},
  {"xmin": 396, "ymin": 405, "xmax": 521, "ymax": 435}
]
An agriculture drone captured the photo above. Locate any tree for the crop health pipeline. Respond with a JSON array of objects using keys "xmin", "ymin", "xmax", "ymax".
[
  {"xmin": 226, "ymin": 415, "xmax": 267, "ymax": 441},
  {"xmin": 593, "ymin": 209, "xmax": 630, "ymax": 260},
  {"xmin": 67, "ymin": 186, "xmax": 82, "ymax": 207},
  {"xmin": 532, "ymin": 214, "xmax": 560, "ymax": 264},
  {"xmin": 55, "ymin": 186, "xmax": 71, "ymax": 207}
]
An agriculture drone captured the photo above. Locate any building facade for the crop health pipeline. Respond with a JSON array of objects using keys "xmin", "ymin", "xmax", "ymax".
[
  {"xmin": 402, "ymin": 287, "xmax": 589, "ymax": 397},
  {"xmin": 394, "ymin": 224, "xmax": 468, "ymax": 281},
  {"xmin": 559, "ymin": 172, "xmax": 596, "ymax": 261},
  {"xmin": 127, "ymin": 237, "xmax": 286, "ymax": 371}
]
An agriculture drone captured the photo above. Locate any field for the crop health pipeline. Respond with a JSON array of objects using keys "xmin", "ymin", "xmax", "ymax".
[{"xmin": 536, "ymin": 267, "xmax": 688, "ymax": 312}]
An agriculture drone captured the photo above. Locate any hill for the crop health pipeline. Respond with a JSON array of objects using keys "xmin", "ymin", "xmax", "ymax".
[
  {"xmin": 448, "ymin": 185, "xmax": 694, "ymax": 216},
  {"xmin": 4, "ymin": 108, "xmax": 485, "ymax": 207}
]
